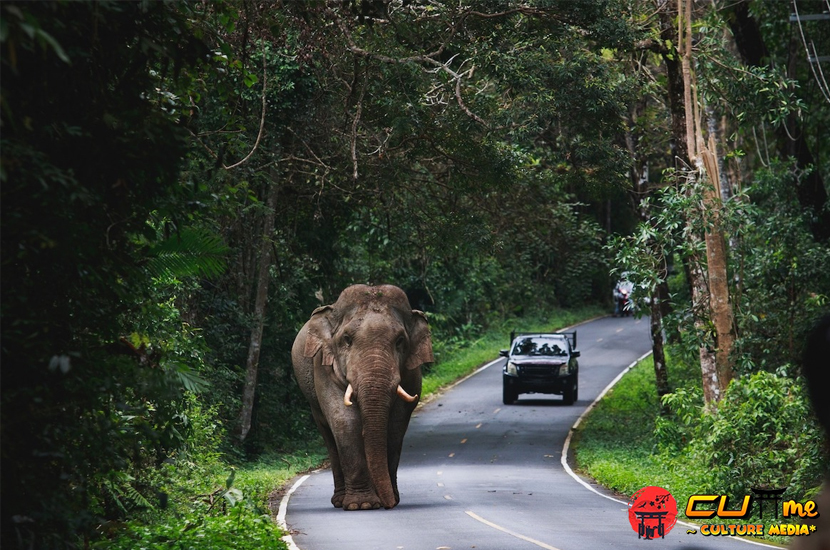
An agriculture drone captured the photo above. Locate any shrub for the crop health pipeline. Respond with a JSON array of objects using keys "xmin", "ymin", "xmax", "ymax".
[{"xmin": 701, "ymin": 371, "xmax": 826, "ymax": 499}]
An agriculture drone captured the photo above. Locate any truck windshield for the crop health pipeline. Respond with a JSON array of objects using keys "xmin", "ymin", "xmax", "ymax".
[{"xmin": 512, "ymin": 337, "xmax": 568, "ymax": 357}]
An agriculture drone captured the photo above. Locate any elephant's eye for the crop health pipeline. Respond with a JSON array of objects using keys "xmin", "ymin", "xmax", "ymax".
[
  {"xmin": 396, "ymin": 335, "xmax": 407, "ymax": 352},
  {"xmin": 343, "ymin": 334, "xmax": 353, "ymax": 347}
]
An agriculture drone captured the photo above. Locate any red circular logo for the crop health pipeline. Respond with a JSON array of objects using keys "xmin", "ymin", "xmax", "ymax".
[{"xmin": 628, "ymin": 486, "xmax": 678, "ymax": 539}]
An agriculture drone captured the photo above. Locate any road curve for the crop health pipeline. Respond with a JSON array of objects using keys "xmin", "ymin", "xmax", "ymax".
[{"xmin": 283, "ymin": 315, "xmax": 773, "ymax": 550}]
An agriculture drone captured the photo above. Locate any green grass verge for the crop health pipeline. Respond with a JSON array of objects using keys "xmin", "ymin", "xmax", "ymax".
[
  {"xmin": 572, "ymin": 354, "xmax": 703, "ymax": 499},
  {"xmin": 571, "ymin": 353, "xmax": 788, "ymax": 547}
]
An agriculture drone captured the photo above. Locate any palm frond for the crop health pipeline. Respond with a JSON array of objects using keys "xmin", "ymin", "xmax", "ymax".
[{"xmin": 145, "ymin": 228, "xmax": 230, "ymax": 280}]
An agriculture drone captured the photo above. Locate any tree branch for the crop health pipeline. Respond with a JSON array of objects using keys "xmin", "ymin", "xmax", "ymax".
[{"xmin": 225, "ymin": 47, "xmax": 268, "ymax": 170}]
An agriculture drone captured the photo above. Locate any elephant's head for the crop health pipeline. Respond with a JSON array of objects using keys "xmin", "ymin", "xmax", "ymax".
[{"xmin": 302, "ymin": 284, "xmax": 433, "ymax": 508}]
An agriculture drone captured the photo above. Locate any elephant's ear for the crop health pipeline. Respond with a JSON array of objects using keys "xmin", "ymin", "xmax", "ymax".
[
  {"xmin": 406, "ymin": 310, "xmax": 434, "ymax": 371},
  {"xmin": 304, "ymin": 305, "xmax": 334, "ymax": 366}
]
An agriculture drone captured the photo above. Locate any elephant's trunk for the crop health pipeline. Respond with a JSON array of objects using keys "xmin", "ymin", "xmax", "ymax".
[{"xmin": 356, "ymin": 368, "xmax": 398, "ymax": 509}]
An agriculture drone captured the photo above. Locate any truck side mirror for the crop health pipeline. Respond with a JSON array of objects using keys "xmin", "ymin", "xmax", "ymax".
[
  {"xmin": 572, "ymin": 350, "xmax": 581, "ymax": 358},
  {"xmin": 499, "ymin": 349, "xmax": 509, "ymax": 357}
]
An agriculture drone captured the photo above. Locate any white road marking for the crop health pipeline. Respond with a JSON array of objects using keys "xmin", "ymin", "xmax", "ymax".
[
  {"xmin": 277, "ymin": 474, "xmax": 310, "ymax": 550},
  {"xmin": 460, "ymin": 438, "xmax": 468, "ymax": 444},
  {"xmin": 465, "ymin": 511, "xmax": 563, "ymax": 550}
]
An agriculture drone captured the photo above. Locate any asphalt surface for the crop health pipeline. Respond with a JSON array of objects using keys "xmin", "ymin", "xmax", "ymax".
[{"xmin": 284, "ymin": 315, "xmax": 774, "ymax": 550}]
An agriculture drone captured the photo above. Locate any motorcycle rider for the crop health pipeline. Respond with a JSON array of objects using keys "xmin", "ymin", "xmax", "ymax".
[{"xmin": 613, "ymin": 275, "xmax": 634, "ymax": 317}]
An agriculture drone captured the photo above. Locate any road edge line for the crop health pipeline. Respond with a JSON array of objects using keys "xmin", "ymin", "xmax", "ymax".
[
  {"xmin": 278, "ymin": 474, "xmax": 310, "ymax": 550},
  {"xmin": 560, "ymin": 350, "xmax": 650, "ymax": 506},
  {"xmin": 560, "ymin": 350, "xmax": 779, "ymax": 548}
]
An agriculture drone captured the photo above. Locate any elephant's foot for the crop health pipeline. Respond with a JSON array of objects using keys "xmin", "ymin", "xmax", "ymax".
[
  {"xmin": 331, "ymin": 489, "xmax": 346, "ymax": 509},
  {"xmin": 342, "ymin": 490, "xmax": 383, "ymax": 511}
]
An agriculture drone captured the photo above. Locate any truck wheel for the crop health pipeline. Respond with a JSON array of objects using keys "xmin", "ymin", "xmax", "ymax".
[
  {"xmin": 503, "ymin": 380, "xmax": 518, "ymax": 405},
  {"xmin": 562, "ymin": 375, "xmax": 578, "ymax": 405}
]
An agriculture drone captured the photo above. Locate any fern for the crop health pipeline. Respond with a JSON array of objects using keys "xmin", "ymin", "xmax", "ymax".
[
  {"xmin": 101, "ymin": 473, "xmax": 154, "ymax": 513},
  {"xmin": 168, "ymin": 360, "xmax": 210, "ymax": 393},
  {"xmin": 145, "ymin": 228, "xmax": 229, "ymax": 280}
]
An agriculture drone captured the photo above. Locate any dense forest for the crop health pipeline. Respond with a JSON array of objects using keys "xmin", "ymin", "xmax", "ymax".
[{"xmin": 1, "ymin": 0, "xmax": 828, "ymax": 548}]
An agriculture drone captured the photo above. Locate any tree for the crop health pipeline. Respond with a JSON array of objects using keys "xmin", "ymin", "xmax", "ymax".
[{"xmin": 1, "ymin": 2, "xmax": 217, "ymax": 545}]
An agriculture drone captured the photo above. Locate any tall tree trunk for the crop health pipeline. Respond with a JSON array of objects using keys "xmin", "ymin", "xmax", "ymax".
[
  {"xmin": 661, "ymin": 0, "xmax": 736, "ymax": 407},
  {"xmin": 237, "ymin": 181, "xmax": 279, "ymax": 443},
  {"xmin": 650, "ymin": 293, "xmax": 670, "ymax": 403},
  {"xmin": 684, "ymin": 0, "xmax": 735, "ymax": 405},
  {"xmin": 626, "ymin": 102, "xmax": 670, "ymax": 404},
  {"xmin": 700, "ymin": 137, "xmax": 735, "ymax": 396}
]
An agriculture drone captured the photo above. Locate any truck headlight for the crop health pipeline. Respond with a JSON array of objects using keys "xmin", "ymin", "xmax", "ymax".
[{"xmin": 506, "ymin": 362, "xmax": 518, "ymax": 376}]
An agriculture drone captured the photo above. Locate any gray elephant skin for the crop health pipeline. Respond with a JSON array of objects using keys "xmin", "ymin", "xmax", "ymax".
[{"xmin": 292, "ymin": 284, "xmax": 434, "ymax": 510}]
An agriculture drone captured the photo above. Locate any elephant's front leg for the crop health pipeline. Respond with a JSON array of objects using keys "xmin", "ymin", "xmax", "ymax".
[
  {"xmin": 314, "ymin": 366, "xmax": 380, "ymax": 509},
  {"xmin": 387, "ymin": 395, "xmax": 418, "ymax": 505},
  {"xmin": 329, "ymin": 412, "xmax": 382, "ymax": 510}
]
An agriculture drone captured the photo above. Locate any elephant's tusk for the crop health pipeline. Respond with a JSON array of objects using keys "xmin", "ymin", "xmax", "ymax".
[
  {"xmin": 344, "ymin": 384, "xmax": 354, "ymax": 407},
  {"xmin": 397, "ymin": 385, "xmax": 418, "ymax": 403}
]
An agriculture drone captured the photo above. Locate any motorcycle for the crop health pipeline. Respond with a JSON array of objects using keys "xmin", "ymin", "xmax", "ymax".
[{"xmin": 613, "ymin": 279, "xmax": 634, "ymax": 317}]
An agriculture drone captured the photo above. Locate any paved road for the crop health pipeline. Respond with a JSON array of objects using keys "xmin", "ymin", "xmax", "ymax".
[{"xmin": 284, "ymin": 315, "xmax": 771, "ymax": 550}]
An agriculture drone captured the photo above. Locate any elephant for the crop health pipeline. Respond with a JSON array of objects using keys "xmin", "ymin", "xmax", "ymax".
[{"xmin": 291, "ymin": 284, "xmax": 433, "ymax": 510}]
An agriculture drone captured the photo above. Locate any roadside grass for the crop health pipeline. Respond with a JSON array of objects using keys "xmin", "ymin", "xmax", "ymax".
[
  {"xmin": 571, "ymin": 354, "xmax": 706, "ymax": 500},
  {"xmin": 571, "ymin": 352, "xmax": 792, "ymax": 547}
]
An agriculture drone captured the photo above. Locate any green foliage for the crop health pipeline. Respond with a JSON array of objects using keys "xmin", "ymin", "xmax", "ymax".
[
  {"xmin": 99, "ymin": 508, "xmax": 285, "ymax": 550},
  {"xmin": 700, "ymin": 372, "xmax": 826, "ymax": 499},
  {"xmin": 576, "ymin": 352, "xmax": 827, "ymax": 545},
  {"xmin": 145, "ymin": 228, "xmax": 230, "ymax": 281},
  {"xmin": 731, "ymin": 162, "xmax": 830, "ymax": 372}
]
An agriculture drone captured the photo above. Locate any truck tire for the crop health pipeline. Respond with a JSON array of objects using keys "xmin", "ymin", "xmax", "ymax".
[{"xmin": 562, "ymin": 374, "xmax": 578, "ymax": 405}]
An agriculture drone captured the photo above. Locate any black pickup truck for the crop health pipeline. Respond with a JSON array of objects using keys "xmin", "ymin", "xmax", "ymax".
[{"xmin": 499, "ymin": 331, "xmax": 580, "ymax": 405}]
